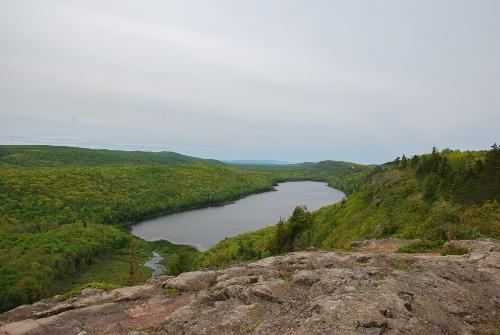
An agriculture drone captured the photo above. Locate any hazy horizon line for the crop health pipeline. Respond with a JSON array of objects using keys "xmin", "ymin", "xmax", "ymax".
[{"xmin": 1, "ymin": 136, "xmax": 495, "ymax": 166}]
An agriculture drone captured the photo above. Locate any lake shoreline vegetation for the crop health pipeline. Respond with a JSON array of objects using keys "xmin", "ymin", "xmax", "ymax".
[
  {"xmin": 165, "ymin": 144, "xmax": 499, "ymax": 275},
  {"xmin": 0, "ymin": 144, "xmax": 498, "ymax": 312}
]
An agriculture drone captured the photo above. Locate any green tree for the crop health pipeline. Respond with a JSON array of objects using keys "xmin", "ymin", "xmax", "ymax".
[
  {"xmin": 128, "ymin": 240, "xmax": 139, "ymax": 285},
  {"xmin": 166, "ymin": 248, "xmax": 197, "ymax": 276},
  {"xmin": 423, "ymin": 173, "xmax": 440, "ymax": 203},
  {"xmin": 268, "ymin": 206, "xmax": 313, "ymax": 254},
  {"xmin": 400, "ymin": 154, "xmax": 408, "ymax": 168},
  {"xmin": 410, "ymin": 155, "xmax": 419, "ymax": 168}
]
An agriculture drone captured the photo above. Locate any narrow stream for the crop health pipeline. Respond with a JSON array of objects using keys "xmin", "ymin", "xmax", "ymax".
[{"xmin": 144, "ymin": 251, "xmax": 165, "ymax": 277}]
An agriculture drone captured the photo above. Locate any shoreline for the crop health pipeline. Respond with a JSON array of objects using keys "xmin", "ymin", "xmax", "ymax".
[{"xmin": 129, "ymin": 181, "xmax": 344, "ymax": 252}]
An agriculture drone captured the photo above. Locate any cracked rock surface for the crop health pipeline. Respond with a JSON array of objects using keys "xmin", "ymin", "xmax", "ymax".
[{"xmin": 1, "ymin": 240, "xmax": 499, "ymax": 335}]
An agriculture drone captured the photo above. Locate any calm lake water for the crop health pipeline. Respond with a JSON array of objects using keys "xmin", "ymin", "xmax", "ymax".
[{"xmin": 131, "ymin": 181, "xmax": 344, "ymax": 251}]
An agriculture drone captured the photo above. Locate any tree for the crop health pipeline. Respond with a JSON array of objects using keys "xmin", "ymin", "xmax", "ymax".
[
  {"xmin": 166, "ymin": 248, "xmax": 196, "ymax": 276},
  {"xmin": 423, "ymin": 174, "xmax": 440, "ymax": 203},
  {"xmin": 483, "ymin": 143, "xmax": 500, "ymax": 200},
  {"xmin": 410, "ymin": 155, "xmax": 419, "ymax": 168},
  {"xmin": 128, "ymin": 240, "xmax": 139, "ymax": 285},
  {"xmin": 268, "ymin": 218, "xmax": 287, "ymax": 255},
  {"xmin": 237, "ymin": 240, "xmax": 257, "ymax": 260},
  {"xmin": 268, "ymin": 206, "xmax": 313, "ymax": 254},
  {"xmin": 400, "ymin": 154, "xmax": 408, "ymax": 169}
]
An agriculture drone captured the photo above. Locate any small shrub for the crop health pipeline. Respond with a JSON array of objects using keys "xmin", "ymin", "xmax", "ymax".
[
  {"xmin": 165, "ymin": 248, "xmax": 199, "ymax": 276},
  {"xmin": 397, "ymin": 240, "xmax": 444, "ymax": 253},
  {"xmin": 163, "ymin": 287, "xmax": 182, "ymax": 296},
  {"xmin": 56, "ymin": 282, "xmax": 119, "ymax": 301}
]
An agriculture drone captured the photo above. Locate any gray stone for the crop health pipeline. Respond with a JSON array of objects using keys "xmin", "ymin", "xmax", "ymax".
[
  {"xmin": 162, "ymin": 271, "xmax": 216, "ymax": 291},
  {"xmin": 80, "ymin": 288, "xmax": 105, "ymax": 297},
  {"xmin": 1, "ymin": 240, "xmax": 499, "ymax": 335},
  {"xmin": 291, "ymin": 270, "xmax": 320, "ymax": 286}
]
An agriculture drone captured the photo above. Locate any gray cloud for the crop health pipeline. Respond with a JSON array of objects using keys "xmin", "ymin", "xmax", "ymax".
[{"xmin": 1, "ymin": 0, "xmax": 499, "ymax": 163}]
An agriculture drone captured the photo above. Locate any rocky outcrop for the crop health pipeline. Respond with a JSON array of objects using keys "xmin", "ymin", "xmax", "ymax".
[
  {"xmin": 162, "ymin": 271, "xmax": 217, "ymax": 291},
  {"xmin": 1, "ymin": 239, "xmax": 499, "ymax": 335}
]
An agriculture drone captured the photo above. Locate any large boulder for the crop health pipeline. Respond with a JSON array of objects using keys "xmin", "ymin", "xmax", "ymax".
[{"xmin": 291, "ymin": 270, "xmax": 320, "ymax": 286}]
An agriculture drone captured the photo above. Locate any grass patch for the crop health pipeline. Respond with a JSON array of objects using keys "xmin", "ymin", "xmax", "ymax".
[
  {"xmin": 137, "ymin": 324, "xmax": 165, "ymax": 334},
  {"xmin": 390, "ymin": 259, "xmax": 414, "ymax": 271},
  {"xmin": 488, "ymin": 327, "xmax": 500, "ymax": 335},
  {"xmin": 57, "ymin": 238, "xmax": 181, "ymax": 299},
  {"xmin": 163, "ymin": 287, "xmax": 182, "ymax": 296},
  {"xmin": 398, "ymin": 240, "xmax": 470, "ymax": 256},
  {"xmin": 397, "ymin": 240, "xmax": 444, "ymax": 253},
  {"xmin": 56, "ymin": 282, "xmax": 119, "ymax": 301},
  {"xmin": 440, "ymin": 246, "xmax": 470, "ymax": 256},
  {"xmin": 58, "ymin": 246, "xmax": 150, "ymax": 290}
]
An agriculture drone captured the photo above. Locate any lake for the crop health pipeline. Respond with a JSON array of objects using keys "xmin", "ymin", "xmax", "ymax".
[{"xmin": 131, "ymin": 181, "xmax": 344, "ymax": 251}]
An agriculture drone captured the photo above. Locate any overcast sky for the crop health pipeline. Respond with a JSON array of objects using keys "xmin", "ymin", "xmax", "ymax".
[{"xmin": 1, "ymin": 0, "xmax": 499, "ymax": 163}]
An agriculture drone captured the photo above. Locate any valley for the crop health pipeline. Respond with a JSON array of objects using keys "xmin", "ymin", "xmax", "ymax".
[{"xmin": 0, "ymin": 145, "xmax": 368, "ymax": 312}]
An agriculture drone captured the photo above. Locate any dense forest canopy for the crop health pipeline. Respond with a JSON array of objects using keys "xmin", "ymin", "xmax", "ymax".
[
  {"xmin": 0, "ymin": 145, "xmax": 206, "ymax": 167},
  {"xmin": 0, "ymin": 145, "xmax": 369, "ymax": 312}
]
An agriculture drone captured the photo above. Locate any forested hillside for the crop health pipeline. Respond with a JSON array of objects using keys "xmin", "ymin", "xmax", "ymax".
[
  {"xmin": 169, "ymin": 145, "xmax": 499, "ymax": 273},
  {"xmin": 0, "ymin": 145, "xmax": 205, "ymax": 167},
  {"xmin": 300, "ymin": 145, "xmax": 500, "ymax": 248},
  {"xmin": 0, "ymin": 145, "xmax": 368, "ymax": 312}
]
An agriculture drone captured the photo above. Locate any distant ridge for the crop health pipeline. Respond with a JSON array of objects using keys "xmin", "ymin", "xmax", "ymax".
[
  {"xmin": 0, "ymin": 145, "xmax": 213, "ymax": 167},
  {"xmin": 223, "ymin": 160, "xmax": 296, "ymax": 165}
]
